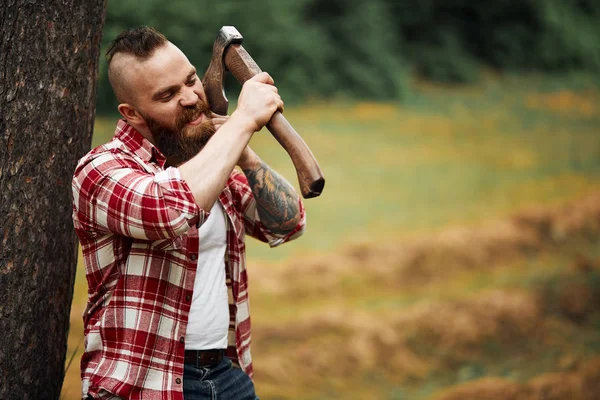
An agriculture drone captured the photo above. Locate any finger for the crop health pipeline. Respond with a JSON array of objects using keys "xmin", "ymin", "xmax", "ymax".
[
  {"xmin": 211, "ymin": 117, "xmax": 229, "ymax": 124},
  {"xmin": 211, "ymin": 112, "xmax": 227, "ymax": 117},
  {"xmin": 252, "ymin": 71, "xmax": 274, "ymax": 85},
  {"xmin": 276, "ymin": 95, "xmax": 284, "ymax": 113}
]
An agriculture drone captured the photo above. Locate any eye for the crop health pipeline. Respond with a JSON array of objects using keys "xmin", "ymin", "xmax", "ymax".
[
  {"xmin": 186, "ymin": 76, "xmax": 197, "ymax": 86},
  {"xmin": 159, "ymin": 93, "xmax": 174, "ymax": 102}
]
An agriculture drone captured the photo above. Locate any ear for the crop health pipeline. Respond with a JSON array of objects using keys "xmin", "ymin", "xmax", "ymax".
[{"xmin": 118, "ymin": 103, "xmax": 146, "ymax": 127}]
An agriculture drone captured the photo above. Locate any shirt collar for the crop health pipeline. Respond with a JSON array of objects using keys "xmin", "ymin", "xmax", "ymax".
[{"xmin": 114, "ymin": 119, "xmax": 167, "ymax": 167}]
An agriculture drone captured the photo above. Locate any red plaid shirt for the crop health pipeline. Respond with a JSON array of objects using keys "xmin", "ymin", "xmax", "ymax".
[{"xmin": 72, "ymin": 120, "xmax": 305, "ymax": 399}]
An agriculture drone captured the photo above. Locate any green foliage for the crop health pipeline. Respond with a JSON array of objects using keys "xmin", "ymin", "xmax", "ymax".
[
  {"xmin": 387, "ymin": 0, "xmax": 600, "ymax": 82},
  {"xmin": 536, "ymin": 0, "xmax": 600, "ymax": 72},
  {"xmin": 96, "ymin": 0, "xmax": 600, "ymax": 114},
  {"xmin": 96, "ymin": 0, "xmax": 409, "ymax": 114}
]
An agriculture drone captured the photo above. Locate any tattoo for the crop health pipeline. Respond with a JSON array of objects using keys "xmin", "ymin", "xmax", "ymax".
[{"xmin": 242, "ymin": 162, "xmax": 301, "ymax": 235}]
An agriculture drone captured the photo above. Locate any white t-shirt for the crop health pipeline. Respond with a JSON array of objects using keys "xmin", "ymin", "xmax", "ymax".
[{"xmin": 185, "ymin": 201, "xmax": 229, "ymax": 350}]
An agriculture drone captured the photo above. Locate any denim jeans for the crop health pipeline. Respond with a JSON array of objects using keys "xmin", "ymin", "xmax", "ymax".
[{"xmin": 183, "ymin": 357, "xmax": 259, "ymax": 400}]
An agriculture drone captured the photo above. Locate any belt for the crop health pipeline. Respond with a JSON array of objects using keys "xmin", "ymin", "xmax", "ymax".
[{"xmin": 184, "ymin": 349, "xmax": 225, "ymax": 368}]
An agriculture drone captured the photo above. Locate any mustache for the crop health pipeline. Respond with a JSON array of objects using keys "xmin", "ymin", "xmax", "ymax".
[{"xmin": 176, "ymin": 100, "xmax": 212, "ymax": 129}]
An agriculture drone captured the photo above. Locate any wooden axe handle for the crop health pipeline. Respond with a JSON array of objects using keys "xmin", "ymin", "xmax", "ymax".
[{"xmin": 224, "ymin": 44, "xmax": 325, "ymax": 198}]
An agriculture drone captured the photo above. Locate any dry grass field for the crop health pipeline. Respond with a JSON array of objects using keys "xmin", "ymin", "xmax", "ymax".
[{"xmin": 61, "ymin": 75, "xmax": 600, "ymax": 399}]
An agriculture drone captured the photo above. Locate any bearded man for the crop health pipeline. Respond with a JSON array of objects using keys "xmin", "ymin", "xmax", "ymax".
[{"xmin": 71, "ymin": 26, "xmax": 305, "ymax": 400}]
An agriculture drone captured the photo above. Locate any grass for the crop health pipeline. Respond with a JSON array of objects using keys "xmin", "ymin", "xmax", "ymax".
[
  {"xmin": 244, "ymin": 190, "xmax": 600, "ymax": 399},
  {"xmin": 249, "ymin": 251, "xmax": 600, "ymax": 399},
  {"xmin": 89, "ymin": 75, "xmax": 600, "ymax": 262},
  {"xmin": 61, "ymin": 75, "xmax": 600, "ymax": 399}
]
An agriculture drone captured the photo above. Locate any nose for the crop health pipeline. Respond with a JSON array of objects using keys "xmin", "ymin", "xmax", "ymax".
[{"xmin": 179, "ymin": 86, "xmax": 199, "ymax": 107}]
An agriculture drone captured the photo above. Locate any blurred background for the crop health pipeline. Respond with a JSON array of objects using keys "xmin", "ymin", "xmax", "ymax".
[{"xmin": 62, "ymin": 0, "xmax": 600, "ymax": 398}]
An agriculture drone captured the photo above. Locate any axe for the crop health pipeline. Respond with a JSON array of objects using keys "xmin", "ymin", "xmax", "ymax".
[{"xmin": 202, "ymin": 26, "xmax": 325, "ymax": 199}]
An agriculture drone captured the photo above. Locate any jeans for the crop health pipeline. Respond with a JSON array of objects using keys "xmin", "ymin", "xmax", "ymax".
[{"xmin": 183, "ymin": 357, "xmax": 259, "ymax": 400}]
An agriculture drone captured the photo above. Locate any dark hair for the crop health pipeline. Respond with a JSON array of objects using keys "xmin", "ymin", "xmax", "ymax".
[{"xmin": 106, "ymin": 26, "xmax": 167, "ymax": 65}]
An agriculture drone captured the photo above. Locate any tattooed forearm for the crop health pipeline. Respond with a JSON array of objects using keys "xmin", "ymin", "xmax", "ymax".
[{"xmin": 242, "ymin": 161, "xmax": 301, "ymax": 235}]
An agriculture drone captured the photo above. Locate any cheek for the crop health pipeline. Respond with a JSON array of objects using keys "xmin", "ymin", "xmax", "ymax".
[{"xmin": 152, "ymin": 105, "xmax": 180, "ymax": 127}]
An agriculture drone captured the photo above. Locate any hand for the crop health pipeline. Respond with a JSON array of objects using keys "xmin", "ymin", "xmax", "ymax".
[
  {"xmin": 233, "ymin": 72, "xmax": 284, "ymax": 132},
  {"xmin": 211, "ymin": 112, "xmax": 229, "ymax": 131}
]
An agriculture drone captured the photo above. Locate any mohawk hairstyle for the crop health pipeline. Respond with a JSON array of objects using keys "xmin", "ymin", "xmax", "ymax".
[
  {"xmin": 106, "ymin": 26, "xmax": 168, "ymax": 103},
  {"xmin": 106, "ymin": 26, "xmax": 167, "ymax": 65}
]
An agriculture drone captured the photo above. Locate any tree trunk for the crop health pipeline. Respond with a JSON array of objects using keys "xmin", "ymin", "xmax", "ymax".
[{"xmin": 0, "ymin": 1, "xmax": 106, "ymax": 398}]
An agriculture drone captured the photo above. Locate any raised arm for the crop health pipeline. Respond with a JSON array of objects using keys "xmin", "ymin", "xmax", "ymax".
[
  {"xmin": 238, "ymin": 147, "xmax": 301, "ymax": 236},
  {"xmin": 178, "ymin": 72, "xmax": 283, "ymax": 212}
]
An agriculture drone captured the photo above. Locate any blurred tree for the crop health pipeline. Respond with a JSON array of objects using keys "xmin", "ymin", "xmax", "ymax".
[
  {"xmin": 94, "ymin": 0, "xmax": 600, "ymax": 114},
  {"xmin": 302, "ymin": 0, "xmax": 407, "ymax": 99},
  {"xmin": 388, "ymin": 0, "xmax": 600, "ymax": 82},
  {"xmin": 95, "ymin": 0, "xmax": 409, "ymax": 115},
  {"xmin": 0, "ymin": 1, "xmax": 105, "ymax": 398}
]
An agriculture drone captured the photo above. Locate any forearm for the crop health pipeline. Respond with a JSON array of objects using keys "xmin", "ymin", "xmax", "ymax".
[
  {"xmin": 178, "ymin": 111, "xmax": 254, "ymax": 211},
  {"xmin": 240, "ymin": 149, "xmax": 301, "ymax": 235}
]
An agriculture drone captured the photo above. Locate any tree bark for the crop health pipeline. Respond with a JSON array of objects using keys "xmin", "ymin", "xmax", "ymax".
[{"xmin": 0, "ymin": 1, "xmax": 106, "ymax": 398}]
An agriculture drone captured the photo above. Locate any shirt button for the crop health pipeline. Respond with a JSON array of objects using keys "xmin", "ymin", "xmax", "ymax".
[
  {"xmin": 186, "ymin": 293, "xmax": 192, "ymax": 301},
  {"xmin": 179, "ymin": 336, "xmax": 185, "ymax": 344},
  {"xmin": 176, "ymin": 378, "xmax": 181, "ymax": 384},
  {"xmin": 190, "ymin": 254, "xmax": 197, "ymax": 261}
]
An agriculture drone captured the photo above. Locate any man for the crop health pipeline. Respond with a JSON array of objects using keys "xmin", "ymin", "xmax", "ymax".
[{"xmin": 72, "ymin": 26, "xmax": 305, "ymax": 400}]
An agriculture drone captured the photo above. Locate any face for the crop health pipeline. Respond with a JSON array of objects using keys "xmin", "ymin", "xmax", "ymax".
[
  {"xmin": 125, "ymin": 42, "xmax": 216, "ymax": 164},
  {"xmin": 141, "ymin": 99, "xmax": 215, "ymax": 166}
]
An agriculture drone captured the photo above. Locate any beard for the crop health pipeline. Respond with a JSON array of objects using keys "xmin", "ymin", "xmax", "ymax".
[{"xmin": 143, "ymin": 100, "xmax": 216, "ymax": 166}]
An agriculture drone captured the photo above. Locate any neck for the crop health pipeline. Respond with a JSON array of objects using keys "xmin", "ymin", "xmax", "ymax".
[{"xmin": 127, "ymin": 119, "xmax": 155, "ymax": 146}]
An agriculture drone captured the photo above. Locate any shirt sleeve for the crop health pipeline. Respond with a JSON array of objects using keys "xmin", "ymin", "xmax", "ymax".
[
  {"xmin": 72, "ymin": 149, "xmax": 206, "ymax": 241},
  {"xmin": 228, "ymin": 170, "xmax": 306, "ymax": 247}
]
